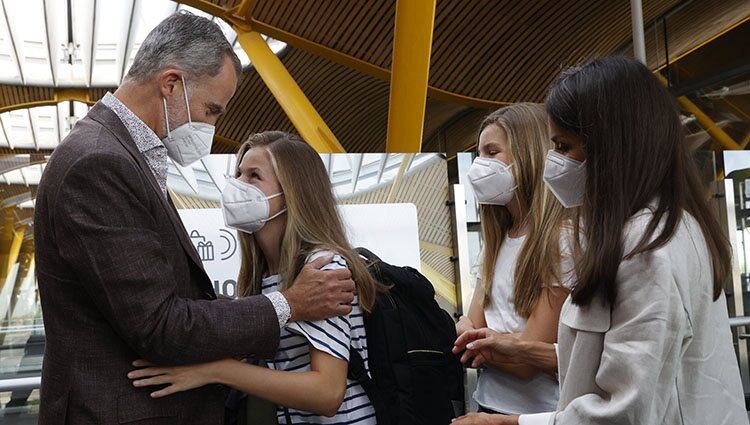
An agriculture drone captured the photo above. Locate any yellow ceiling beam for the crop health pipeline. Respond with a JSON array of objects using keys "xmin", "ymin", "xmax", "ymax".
[
  {"xmin": 723, "ymin": 98, "xmax": 750, "ymax": 123},
  {"xmin": 177, "ymin": 0, "xmax": 508, "ymax": 109},
  {"xmin": 656, "ymin": 74, "xmax": 741, "ymax": 151},
  {"xmin": 385, "ymin": 0, "xmax": 437, "ymax": 153},
  {"xmin": 0, "ymin": 87, "xmax": 242, "ymax": 151},
  {"xmin": 386, "ymin": 153, "xmax": 413, "ymax": 203},
  {"xmin": 678, "ymin": 96, "xmax": 741, "ymax": 150},
  {"xmin": 741, "ymin": 131, "xmax": 750, "ymax": 150},
  {"xmin": 0, "ymin": 158, "xmax": 47, "ymax": 176},
  {"xmin": 654, "ymin": 14, "xmax": 750, "ymax": 72},
  {"xmin": 233, "ymin": 0, "xmax": 255, "ymax": 22},
  {"xmin": 420, "ymin": 261, "xmax": 457, "ymax": 307},
  {"xmin": 178, "ymin": 0, "xmax": 228, "ymax": 17},
  {"xmin": 0, "ymin": 88, "xmax": 95, "ymax": 115},
  {"xmin": 249, "ymin": 19, "xmax": 509, "ymax": 110},
  {"xmin": 234, "ymin": 30, "xmax": 345, "ymax": 153},
  {"xmin": 213, "ymin": 134, "xmax": 241, "ymax": 149},
  {"xmin": 0, "ymin": 209, "xmax": 25, "ymax": 290},
  {"xmin": 420, "ymin": 240, "xmax": 454, "ymax": 257}
]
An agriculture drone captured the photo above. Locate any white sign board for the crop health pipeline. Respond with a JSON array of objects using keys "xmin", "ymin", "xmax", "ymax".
[
  {"xmin": 178, "ymin": 203, "xmax": 421, "ymax": 297},
  {"xmin": 338, "ymin": 203, "xmax": 421, "ymax": 270}
]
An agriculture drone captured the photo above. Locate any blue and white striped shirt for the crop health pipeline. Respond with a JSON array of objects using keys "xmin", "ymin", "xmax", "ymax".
[{"xmin": 261, "ymin": 251, "xmax": 376, "ymax": 424}]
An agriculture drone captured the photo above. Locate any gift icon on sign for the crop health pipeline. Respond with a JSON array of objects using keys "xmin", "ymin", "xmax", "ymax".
[{"xmin": 189, "ymin": 230, "xmax": 215, "ymax": 262}]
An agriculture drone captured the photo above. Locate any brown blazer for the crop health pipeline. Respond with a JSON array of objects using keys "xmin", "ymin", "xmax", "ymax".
[{"xmin": 34, "ymin": 102, "xmax": 280, "ymax": 425}]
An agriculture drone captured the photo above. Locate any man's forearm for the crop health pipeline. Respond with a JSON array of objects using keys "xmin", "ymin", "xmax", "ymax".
[
  {"xmin": 514, "ymin": 340, "xmax": 557, "ymax": 377},
  {"xmin": 134, "ymin": 296, "xmax": 280, "ymax": 364},
  {"xmin": 482, "ymin": 339, "xmax": 557, "ymax": 377}
]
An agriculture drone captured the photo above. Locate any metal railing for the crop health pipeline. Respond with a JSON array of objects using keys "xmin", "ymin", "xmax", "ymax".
[
  {"xmin": 731, "ymin": 316, "xmax": 750, "ymax": 328},
  {"xmin": 0, "ymin": 316, "xmax": 746, "ymax": 394},
  {"xmin": 0, "ymin": 376, "xmax": 40, "ymax": 392}
]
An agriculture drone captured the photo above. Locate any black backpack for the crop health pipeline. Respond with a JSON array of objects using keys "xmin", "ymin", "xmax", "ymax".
[{"xmin": 349, "ymin": 247, "xmax": 465, "ymax": 425}]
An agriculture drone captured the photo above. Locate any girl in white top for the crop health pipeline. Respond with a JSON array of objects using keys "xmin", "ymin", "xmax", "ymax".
[
  {"xmin": 127, "ymin": 131, "xmax": 387, "ymax": 424},
  {"xmin": 456, "ymin": 103, "xmax": 572, "ymax": 415},
  {"xmin": 452, "ymin": 56, "xmax": 748, "ymax": 425}
]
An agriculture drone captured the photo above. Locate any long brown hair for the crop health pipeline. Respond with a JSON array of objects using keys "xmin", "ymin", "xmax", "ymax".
[
  {"xmin": 545, "ymin": 56, "xmax": 731, "ymax": 306},
  {"xmin": 234, "ymin": 131, "xmax": 387, "ymax": 312},
  {"xmin": 478, "ymin": 103, "xmax": 568, "ymax": 318}
]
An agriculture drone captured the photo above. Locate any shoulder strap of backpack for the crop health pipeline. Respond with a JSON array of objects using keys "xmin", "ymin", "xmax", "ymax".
[{"xmin": 348, "ymin": 348, "xmax": 389, "ymax": 424}]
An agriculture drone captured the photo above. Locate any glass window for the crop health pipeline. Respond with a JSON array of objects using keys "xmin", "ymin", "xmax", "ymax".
[
  {"xmin": 4, "ymin": 0, "xmax": 52, "ymax": 85},
  {"xmin": 0, "ymin": 0, "xmax": 285, "ymax": 87}
]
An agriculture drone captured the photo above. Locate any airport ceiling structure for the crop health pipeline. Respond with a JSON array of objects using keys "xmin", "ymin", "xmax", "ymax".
[{"xmin": 0, "ymin": 0, "xmax": 746, "ymax": 158}]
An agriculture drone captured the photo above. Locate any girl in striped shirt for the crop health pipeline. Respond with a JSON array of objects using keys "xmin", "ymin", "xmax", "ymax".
[{"xmin": 128, "ymin": 131, "xmax": 388, "ymax": 424}]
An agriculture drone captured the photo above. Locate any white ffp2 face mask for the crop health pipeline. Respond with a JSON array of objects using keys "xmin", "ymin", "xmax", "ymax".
[
  {"xmin": 468, "ymin": 157, "xmax": 517, "ymax": 205},
  {"xmin": 221, "ymin": 178, "xmax": 286, "ymax": 234},
  {"xmin": 543, "ymin": 149, "xmax": 586, "ymax": 208},
  {"xmin": 161, "ymin": 76, "xmax": 215, "ymax": 167}
]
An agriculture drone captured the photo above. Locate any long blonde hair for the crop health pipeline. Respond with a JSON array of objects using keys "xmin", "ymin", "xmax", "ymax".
[
  {"xmin": 478, "ymin": 103, "xmax": 568, "ymax": 318},
  {"xmin": 235, "ymin": 131, "xmax": 387, "ymax": 312}
]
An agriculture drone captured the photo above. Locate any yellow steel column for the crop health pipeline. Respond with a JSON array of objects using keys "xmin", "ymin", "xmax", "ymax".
[
  {"xmin": 9, "ymin": 247, "xmax": 33, "ymax": 316},
  {"xmin": 6, "ymin": 226, "xmax": 25, "ymax": 280},
  {"xmin": 235, "ymin": 30, "xmax": 345, "ymax": 153},
  {"xmin": 0, "ymin": 219, "xmax": 25, "ymax": 290},
  {"xmin": 385, "ymin": 0, "xmax": 437, "ymax": 153},
  {"xmin": 420, "ymin": 261, "xmax": 457, "ymax": 307},
  {"xmin": 386, "ymin": 153, "xmax": 413, "ymax": 203},
  {"xmin": 677, "ymin": 96, "xmax": 742, "ymax": 150},
  {"xmin": 657, "ymin": 75, "xmax": 741, "ymax": 150},
  {"xmin": 0, "ymin": 208, "xmax": 16, "ymax": 286}
]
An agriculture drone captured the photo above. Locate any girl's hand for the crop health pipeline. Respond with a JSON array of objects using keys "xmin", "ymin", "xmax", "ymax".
[
  {"xmin": 127, "ymin": 359, "xmax": 223, "ymax": 398},
  {"xmin": 452, "ymin": 412, "xmax": 519, "ymax": 424},
  {"xmin": 456, "ymin": 315, "xmax": 475, "ymax": 337}
]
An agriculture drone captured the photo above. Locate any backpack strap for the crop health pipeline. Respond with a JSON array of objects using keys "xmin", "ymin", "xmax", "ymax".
[
  {"xmin": 355, "ymin": 247, "xmax": 381, "ymax": 263},
  {"xmin": 348, "ymin": 348, "xmax": 390, "ymax": 425}
]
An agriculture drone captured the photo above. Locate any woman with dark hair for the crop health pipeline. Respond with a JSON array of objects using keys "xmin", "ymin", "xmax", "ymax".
[{"xmin": 453, "ymin": 55, "xmax": 747, "ymax": 425}]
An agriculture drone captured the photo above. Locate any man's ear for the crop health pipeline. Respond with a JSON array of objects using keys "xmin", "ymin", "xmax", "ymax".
[{"xmin": 158, "ymin": 69, "xmax": 183, "ymax": 99}]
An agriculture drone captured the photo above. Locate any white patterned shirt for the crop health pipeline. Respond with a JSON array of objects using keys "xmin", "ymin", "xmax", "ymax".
[
  {"xmin": 100, "ymin": 92, "xmax": 168, "ymax": 197},
  {"xmin": 99, "ymin": 93, "xmax": 291, "ymax": 329}
]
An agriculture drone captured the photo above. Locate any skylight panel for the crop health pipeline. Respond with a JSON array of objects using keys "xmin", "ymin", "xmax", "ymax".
[
  {"xmin": 92, "ymin": 0, "xmax": 133, "ymax": 86},
  {"xmin": 0, "ymin": 4, "xmax": 21, "ymax": 83},
  {"xmin": 4, "ymin": 0, "xmax": 53, "ymax": 85},
  {"xmin": 29, "ymin": 105, "xmax": 58, "ymax": 149},
  {"xmin": 1, "ymin": 110, "xmax": 34, "ymax": 149}
]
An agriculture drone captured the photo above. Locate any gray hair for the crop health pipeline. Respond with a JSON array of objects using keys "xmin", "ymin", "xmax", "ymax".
[{"xmin": 125, "ymin": 11, "xmax": 241, "ymax": 83}]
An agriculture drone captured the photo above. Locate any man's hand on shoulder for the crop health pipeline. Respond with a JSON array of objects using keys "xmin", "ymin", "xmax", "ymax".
[{"xmin": 282, "ymin": 255, "xmax": 355, "ymax": 322}]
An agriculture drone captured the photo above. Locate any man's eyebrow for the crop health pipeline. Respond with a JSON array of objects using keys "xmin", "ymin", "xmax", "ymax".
[{"xmin": 206, "ymin": 102, "xmax": 226, "ymax": 115}]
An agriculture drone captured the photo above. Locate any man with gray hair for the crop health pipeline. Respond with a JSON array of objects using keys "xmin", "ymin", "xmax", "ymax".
[{"xmin": 34, "ymin": 12, "xmax": 355, "ymax": 425}]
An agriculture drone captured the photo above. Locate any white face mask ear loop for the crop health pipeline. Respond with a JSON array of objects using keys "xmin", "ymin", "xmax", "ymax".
[
  {"xmin": 264, "ymin": 191, "xmax": 286, "ymax": 222},
  {"xmin": 181, "ymin": 74, "xmax": 192, "ymax": 125},
  {"xmin": 162, "ymin": 97, "xmax": 171, "ymax": 139},
  {"xmin": 263, "ymin": 207, "xmax": 287, "ymax": 223}
]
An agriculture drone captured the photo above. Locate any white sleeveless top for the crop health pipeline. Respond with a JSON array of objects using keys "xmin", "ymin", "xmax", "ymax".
[{"xmin": 474, "ymin": 234, "xmax": 573, "ymax": 414}]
